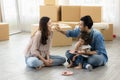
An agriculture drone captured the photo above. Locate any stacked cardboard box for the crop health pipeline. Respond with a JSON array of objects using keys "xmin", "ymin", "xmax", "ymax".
[
  {"xmin": 80, "ymin": 6, "xmax": 101, "ymax": 22},
  {"xmin": 40, "ymin": 0, "xmax": 60, "ymax": 21},
  {"xmin": 0, "ymin": 23, "xmax": 9, "ymax": 41},
  {"xmin": 61, "ymin": 6, "xmax": 101, "ymax": 22},
  {"xmin": 44, "ymin": 0, "xmax": 58, "ymax": 5},
  {"xmin": 40, "ymin": 3, "xmax": 113, "ymax": 41},
  {"xmin": 52, "ymin": 24, "xmax": 72, "ymax": 46},
  {"xmin": 40, "ymin": 6, "xmax": 61, "ymax": 21},
  {"xmin": 61, "ymin": 6, "xmax": 80, "ymax": 22}
]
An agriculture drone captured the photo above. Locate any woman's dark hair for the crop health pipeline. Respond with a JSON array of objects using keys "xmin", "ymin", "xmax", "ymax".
[
  {"xmin": 79, "ymin": 31, "xmax": 92, "ymax": 45},
  {"xmin": 80, "ymin": 15, "xmax": 93, "ymax": 29},
  {"xmin": 39, "ymin": 16, "xmax": 50, "ymax": 45}
]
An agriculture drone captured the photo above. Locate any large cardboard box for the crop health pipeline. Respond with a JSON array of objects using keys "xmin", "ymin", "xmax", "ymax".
[
  {"xmin": 0, "ymin": 6, "xmax": 2, "ymax": 22},
  {"xmin": 40, "ymin": 6, "xmax": 61, "ymax": 21},
  {"xmin": 31, "ymin": 24, "xmax": 72, "ymax": 46},
  {"xmin": 52, "ymin": 24, "xmax": 72, "ymax": 46},
  {"xmin": 101, "ymin": 24, "xmax": 113, "ymax": 41},
  {"xmin": 80, "ymin": 6, "xmax": 101, "ymax": 22},
  {"xmin": 61, "ymin": 6, "xmax": 80, "ymax": 22},
  {"xmin": 0, "ymin": 23, "xmax": 9, "ymax": 41},
  {"xmin": 44, "ymin": 0, "xmax": 58, "ymax": 5}
]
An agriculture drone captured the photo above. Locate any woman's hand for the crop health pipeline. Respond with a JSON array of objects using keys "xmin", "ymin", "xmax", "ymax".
[
  {"xmin": 44, "ymin": 60, "xmax": 51, "ymax": 66},
  {"xmin": 44, "ymin": 59, "xmax": 53, "ymax": 67},
  {"xmin": 48, "ymin": 59, "xmax": 53, "ymax": 64}
]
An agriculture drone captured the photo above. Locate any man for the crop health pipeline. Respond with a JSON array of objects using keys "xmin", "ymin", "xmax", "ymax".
[{"xmin": 55, "ymin": 15, "xmax": 108, "ymax": 71}]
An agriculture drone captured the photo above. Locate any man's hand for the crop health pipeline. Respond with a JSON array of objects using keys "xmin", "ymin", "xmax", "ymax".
[
  {"xmin": 55, "ymin": 25, "xmax": 61, "ymax": 32},
  {"xmin": 53, "ymin": 24, "xmax": 67, "ymax": 35}
]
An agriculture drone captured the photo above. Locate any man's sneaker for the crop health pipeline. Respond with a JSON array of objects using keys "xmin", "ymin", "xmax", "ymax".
[{"xmin": 85, "ymin": 64, "xmax": 93, "ymax": 71}]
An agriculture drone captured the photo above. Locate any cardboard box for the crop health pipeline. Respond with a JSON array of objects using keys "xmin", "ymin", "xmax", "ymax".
[
  {"xmin": 52, "ymin": 24, "xmax": 72, "ymax": 46},
  {"xmin": 61, "ymin": 6, "xmax": 80, "ymax": 22},
  {"xmin": 31, "ymin": 24, "xmax": 72, "ymax": 46},
  {"xmin": 0, "ymin": 23, "xmax": 9, "ymax": 41},
  {"xmin": 44, "ymin": 0, "xmax": 58, "ymax": 5},
  {"xmin": 80, "ymin": 6, "xmax": 101, "ymax": 22},
  {"xmin": 40, "ymin": 6, "xmax": 61, "ymax": 21},
  {"xmin": 0, "ymin": 7, "xmax": 2, "ymax": 22},
  {"xmin": 101, "ymin": 24, "xmax": 113, "ymax": 41}
]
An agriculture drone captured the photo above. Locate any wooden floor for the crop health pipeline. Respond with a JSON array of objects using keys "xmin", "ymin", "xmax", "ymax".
[{"xmin": 0, "ymin": 32, "xmax": 120, "ymax": 80}]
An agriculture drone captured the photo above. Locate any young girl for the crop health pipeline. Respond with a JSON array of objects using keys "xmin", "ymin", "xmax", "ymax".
[
  {"xmin": 67, "ymin": 32, "xmax": 92, "ymax": 69},
  {"xmin": 25, "ymin": 17, "xmax": 66, "ymax": 70}
]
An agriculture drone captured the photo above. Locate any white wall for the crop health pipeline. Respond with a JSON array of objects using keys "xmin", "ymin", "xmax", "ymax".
[
  {"xmin": 59, "ymin": 0, "xmax": 69, "ymax": 5},
  {"xmin": 102, "ymin": 0, "xmax": 120, "ymax": 36}
]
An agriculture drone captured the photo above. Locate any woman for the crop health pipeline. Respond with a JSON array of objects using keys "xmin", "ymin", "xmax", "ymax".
[{"xmin": 25, "ymin": 16, "xmax": 66, "ymax": 69}]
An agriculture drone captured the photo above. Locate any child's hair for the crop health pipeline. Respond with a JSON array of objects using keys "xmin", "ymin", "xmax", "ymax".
[{"xmin": 78, "ymin": 31, "xmax": 92, "ymax": 45}]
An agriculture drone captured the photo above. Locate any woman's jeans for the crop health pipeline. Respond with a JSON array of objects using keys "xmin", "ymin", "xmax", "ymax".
[{"xmin": 25, "ymin": 55, "xmax": 66, "ymax": 68}]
